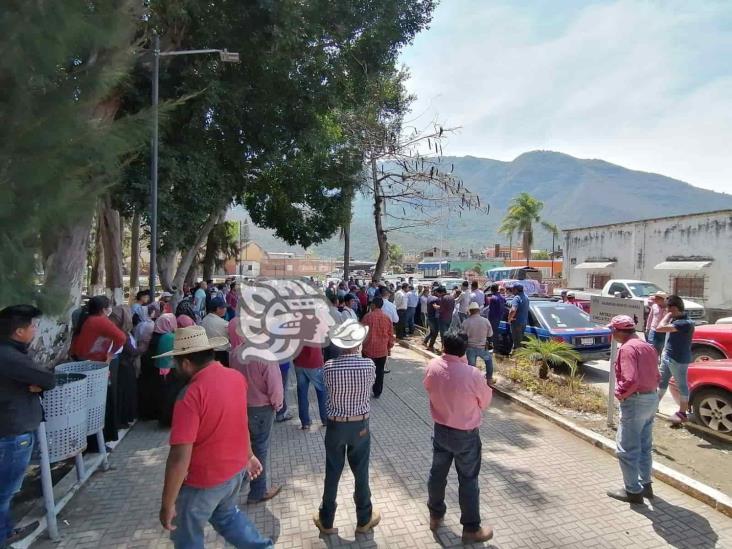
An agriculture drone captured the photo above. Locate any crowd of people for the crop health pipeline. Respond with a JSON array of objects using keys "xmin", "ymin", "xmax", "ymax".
[{"xmin": 0, "ymin": 272, "xmax": 698, "ymax": 548}]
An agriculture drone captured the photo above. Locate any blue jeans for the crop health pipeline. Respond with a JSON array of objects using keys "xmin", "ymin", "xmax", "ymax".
[
  {"xmin": 427, "ymin": 424, "xmax": 482, "ymax": 533},
  {"xmin": 406, "ymin": 307, "xmax": 416, "ymax": 334},
  {"xmin": 438, "ymin": 319, "xmax": 451, "ymax": 340},
  {"xmin": 465, "ymin": 347, "xmax": 494, "ymax": 380},
  {"xmin": 295, "ymin": 367, "xmax": 328, "ymax": 427},
  {"xmin": 647, "ymin": 330, "xmax": 666, "ymax": 358},
  {"xmin": 0, "ymin": 432, "xmax": 34, "ymax": 541},
  {"xmin": 319, "ymin": 419, "xmax": 372, "ymax": 529},
  {"xmin": 247, "ymin": 406, "xmax": 275, "ymax": 501},
  {"xmin": 276, "ymin": 362, "xmax": 290, "ymax": 420},
  {"xmin": 659, "ymin": 354, "xmax": 689, "ymax": 400},
  {"xmin": 172, "ymin": 470, "xmax": 272, "ymax": 548},
  {"xmin": 616, "ymin": 392, "xmax": 658, "ymax": 494}
]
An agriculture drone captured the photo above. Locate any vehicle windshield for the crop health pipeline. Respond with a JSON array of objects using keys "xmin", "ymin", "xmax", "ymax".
[
  {"xmin": 535, "ymin": 305, "xmax": 601, "ymax": 329},
  {"xmin": 626, "ymin": 282, "xmax": 664, "ymax": 297}
]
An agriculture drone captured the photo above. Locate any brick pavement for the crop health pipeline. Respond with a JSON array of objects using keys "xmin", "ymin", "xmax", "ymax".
[{"xmin": 33, "ymin": 347, "xmax": 732, "ymax": 548}]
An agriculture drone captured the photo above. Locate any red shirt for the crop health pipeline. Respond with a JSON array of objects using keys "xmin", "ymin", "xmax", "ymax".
[
  {"xmin": 294, "ymin": 345, "xmax": 324, "ymax": 369},
  {"xmin": 614, "ymin": 337, "xmax": 660, "ymax": 400},
  {"xmin": 361, "ymin": 309, "xmax": 395, "ymax": 359},
  {"xmin": 169, "ymin": 362, "xmax": 250, "ymax": 488},
  {"xmin": 70, "ymin": 315, "xmax": 126, "ymax": 362},
  {"xmin": 424, "ymin": 354, "xmax": 492, "ymax": 430}
]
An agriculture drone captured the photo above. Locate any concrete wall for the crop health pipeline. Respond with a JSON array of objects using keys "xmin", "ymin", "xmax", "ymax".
[{"xmin": 563, "ymin": 211, "xmax": 732, "ymax": 318}]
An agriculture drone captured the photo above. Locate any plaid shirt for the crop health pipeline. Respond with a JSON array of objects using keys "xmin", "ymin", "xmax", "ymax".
[
  {"xmin": 323, "ymin": 353, "xmax": 376, "ymax": 417},
  {"xmin": 361, "ymin": 309, "xmax": 395, "ymax": 359}
]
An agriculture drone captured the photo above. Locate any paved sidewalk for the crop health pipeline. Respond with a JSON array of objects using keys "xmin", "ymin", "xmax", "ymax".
[{"xmin": 33, "ymin": 347, "xmax": 731, "ymax": 548}]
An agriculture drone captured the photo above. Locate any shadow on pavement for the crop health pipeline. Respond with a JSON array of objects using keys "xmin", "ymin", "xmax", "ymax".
[{"xmin": 632, "ymin": 497, "xmax": 719, "ymax": 549}]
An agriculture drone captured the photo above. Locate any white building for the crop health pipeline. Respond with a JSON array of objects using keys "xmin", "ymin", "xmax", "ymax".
[{"xmin": 562, "ymin": 210, "xmax": 732, "ymax": 321}]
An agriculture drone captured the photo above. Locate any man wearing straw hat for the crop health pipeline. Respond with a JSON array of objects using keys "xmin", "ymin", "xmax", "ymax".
[
  {"xmin": 156, "ymin": 326, "xmax": 272, "ymax": 548},
  {"xmin": 314, "ymin": 319, "xmax": 380, "ymax": 535}
]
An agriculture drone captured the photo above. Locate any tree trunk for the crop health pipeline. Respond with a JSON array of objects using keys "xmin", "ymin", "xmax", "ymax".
[
  {"xmin": 171, "ymin": 208, "xmax": 224, "ymax": 290},
  {"xmin": 371, "ymin": 157, "xmax": 388, "ymax": 282},
  {"xmin": 523, "ymin": 229, "xmax": 532, "ymax": 266},
  {"xmin": 90, "ymin": 211, "xmax": 105, "ymax": 296},
  {"xmin": 32, "ymin": 215, "xmax": 93, "ymax": 367},
  {"xmin": 100, "ymin": 196, "xmax": 124, "ymax": 304},
  {"xmin": 201, "ymin": 224, "xmax": 219, "ymax": 282},
  {"xmin": 184, "ymin": 259, "xmax": 199, "ymax": 288},
  {"xmin": 157, "ymin": 251, "xmax": 177, "ymax": 292},
  {"xmin": 129, "ymin": 209, "xmax": 140, "ymax": 302}
]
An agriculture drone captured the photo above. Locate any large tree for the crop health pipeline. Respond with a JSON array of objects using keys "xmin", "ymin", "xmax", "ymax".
[
  {"xmin": 116, "ymin": 0, "xmax": 437, "ymax": 289},
  {"xmin": 0, "ymin": 1, "xmax": 147, "ymax": 363},
  {"xmin": 499, "ymin": 193, "xmax": 557, "ymax": 266}
]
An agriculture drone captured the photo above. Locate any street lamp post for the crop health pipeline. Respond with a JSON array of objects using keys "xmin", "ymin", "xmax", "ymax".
[{"xmin": 148, "ymin": 34, "xmax": 240, "ymax": 293}]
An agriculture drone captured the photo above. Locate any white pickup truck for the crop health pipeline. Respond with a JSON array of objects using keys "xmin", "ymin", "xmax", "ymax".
[{"xmin": 556, "ymin": 279, "xmax": 707, "ymax": 323}]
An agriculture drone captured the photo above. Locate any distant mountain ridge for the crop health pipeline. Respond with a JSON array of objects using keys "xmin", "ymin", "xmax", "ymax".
[{"xmin": 232, "ymin": 151, "xmax": 732, "ymax": 259}]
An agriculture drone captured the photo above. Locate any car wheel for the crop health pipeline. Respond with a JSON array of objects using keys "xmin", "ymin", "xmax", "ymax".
[
  {"xmin": 691, "ymin": 389, "xmax": 732, "ymax": 433},
  {"xmin": 691, "ymin": 346, "xmax": 725, "ymax": 363}
]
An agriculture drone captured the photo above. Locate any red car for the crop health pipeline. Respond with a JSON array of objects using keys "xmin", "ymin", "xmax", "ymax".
[
  {"xmin": 688, "ymin": 359, "xmax": 732, "ymax": 434},
  {"xmin": 690, "ymin": 324, "xmax": 732, "ymax": 362}
]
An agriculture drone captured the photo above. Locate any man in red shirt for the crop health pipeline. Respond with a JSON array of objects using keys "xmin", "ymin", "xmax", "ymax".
[
  {"xmin": 361, "ymin": 297, "xmax": 395, "ymax": 398},
  {"xmin": 294, "ymin": 345, "xmax": 329, "ymax": 430},
  {"xmin": 606, "ymin": 315, "xmax": 660, "ymax": 505},
  {"xmin": 424, "ymin": 331, "xmax": 493, "ymax": 543},
  {"xmin": 156, "ymin": 326, "xmax": 272, "ymax": 548}
]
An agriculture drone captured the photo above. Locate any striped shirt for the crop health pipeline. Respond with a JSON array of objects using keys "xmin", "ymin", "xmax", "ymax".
[{"xmin": 323, "ymin": 353, "xmax": 376, "ymax": 417}]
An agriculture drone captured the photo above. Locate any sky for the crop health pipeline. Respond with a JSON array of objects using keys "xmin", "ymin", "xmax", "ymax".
[{"xmin": 400, "ymin": 0, "xmax": 732, "ymax": 194}]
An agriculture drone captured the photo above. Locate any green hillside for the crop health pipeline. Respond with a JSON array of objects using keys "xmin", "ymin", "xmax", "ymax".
[{"xmin": 230, "ymin": 151, "xmax": 732, "ymax": 259}]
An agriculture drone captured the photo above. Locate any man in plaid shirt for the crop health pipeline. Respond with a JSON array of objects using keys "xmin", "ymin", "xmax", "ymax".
[
  {"xmin": 361, "ymin": 296, "xmax": 395, "ymax": 398},
  {"xmin": 314, "ymin": 320, "xmax": 380, "ymax": 535}
]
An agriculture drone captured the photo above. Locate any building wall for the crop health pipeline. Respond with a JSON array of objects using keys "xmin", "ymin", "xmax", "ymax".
[
  {"xmin": 563, "ymin": 211, "xmax": 732, "ymax": 315},
  {"xmin": 505, "ymin": 259, "xmax": 564, "ymax": 279}
]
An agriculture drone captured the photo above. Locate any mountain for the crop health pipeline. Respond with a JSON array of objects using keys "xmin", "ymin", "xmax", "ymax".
[{"xmin": 229, "ymin": 151, "xmax": 732, "ymax": 259}]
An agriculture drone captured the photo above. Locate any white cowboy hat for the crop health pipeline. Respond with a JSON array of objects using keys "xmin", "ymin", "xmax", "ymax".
[
  {"xmin": 329, "ymin": 319, "xmax": 369, "ymax": 349},
  {"xmin": 152, "ymin": 325, "xmax": 228, "ymax": 358}
]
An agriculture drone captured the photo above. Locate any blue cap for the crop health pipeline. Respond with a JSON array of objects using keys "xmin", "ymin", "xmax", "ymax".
[{"xmin": 210, "ymin": 297, "xmax": 226, "ymax": 309}]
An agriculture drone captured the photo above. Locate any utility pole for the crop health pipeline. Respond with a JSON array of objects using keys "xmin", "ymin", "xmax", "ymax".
[{"xmin": 149, "ymin": 33, "xmax": 160, "ymax": 294}]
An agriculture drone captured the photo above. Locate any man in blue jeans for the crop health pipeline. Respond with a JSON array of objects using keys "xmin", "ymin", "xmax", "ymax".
[
  {"xmin": 654, "ymin": 295, "xmax": 695, "ymax": 425},
  {"xmin": 314, "ymin": 320, "xmax": 379, "ymax": 535},
  {"xmin": 157, "ymin": 326, "xmax": 271, "ymax": 548},
  {"xmin": 275, "ymin": 361, "xmax": 294, "ymax": 422},
  {"xmin": 0, "ymin": 305, "xmax": 56, "ymax": 547},
  {"xmin": 507, "ymin": 284, "xmax": 529, "ymax": 353},
  {"xmin": 462, "ymin": 303, "xmax": 494, "ymax": 382},
  {"xmin": 0, "ymin": 305, "xmax": 55, "ymax": 547},
  {"xmin": 293, "ymin": 345, "xmax": 329, "ymax": 430},
  {"xmin": 606, "ymin": 315, "xmax": 660, "ymax": 504},
  {"xmin": 424, "ymin": 331, "xmax": 493, "ymax": 543}
]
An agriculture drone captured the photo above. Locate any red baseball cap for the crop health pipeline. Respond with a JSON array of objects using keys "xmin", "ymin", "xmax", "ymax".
[{"xmin": 607, "ymin": 315, "xmax": 635, "ymax": 330}]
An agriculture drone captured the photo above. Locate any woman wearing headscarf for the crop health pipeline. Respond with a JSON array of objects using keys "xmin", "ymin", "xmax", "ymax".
[
  {"xmin": 137, "ymin": 314, "xmax": 174, "ymax": 420},
  {"xmin": 109, "ymin": 306, "xmax": 138, "ymax": 427},
  {"xmin": 175, "ymin": 299, "xmax": 197, "ymax": 328},
  {"xmin": 154, "ymin": 314, "xmax": 188, "ymax": 428}
]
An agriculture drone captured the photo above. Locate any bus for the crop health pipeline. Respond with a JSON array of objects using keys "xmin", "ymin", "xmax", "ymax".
[{"xmin": 487, "ymin": 266, "xmax": 542, "ymax": 283}]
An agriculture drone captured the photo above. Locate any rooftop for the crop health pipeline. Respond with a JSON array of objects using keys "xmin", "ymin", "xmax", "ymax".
[{"xmin": 562, "ymin": 209, "xmax": 732, "ymax": 233}]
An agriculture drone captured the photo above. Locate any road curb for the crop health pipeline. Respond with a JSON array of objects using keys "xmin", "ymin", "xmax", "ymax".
[{"xmin": 398, "ymin": 340, "xmax": 732, "ymax": 518}]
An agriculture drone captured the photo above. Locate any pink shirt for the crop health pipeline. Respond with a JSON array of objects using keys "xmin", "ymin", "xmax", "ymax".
[
  {"xmin": 614, "ymin": 337, "xmax": 660, "ymax": 400},
  {"xmin": 423, "ymin": 354, "xmax": 492, "ymax": 430},
  {"xmin": 229, "ymin": 346, "xmax": 284, "ymax": 410},
  {"xmin": 648, "ymin": 303, "xmax": 666, "ymax": 331}
]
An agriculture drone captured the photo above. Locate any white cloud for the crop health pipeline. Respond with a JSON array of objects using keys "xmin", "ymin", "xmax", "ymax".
[{"xmin": 400, "ymin": 0, "xmax": 732, "ymax": 193}]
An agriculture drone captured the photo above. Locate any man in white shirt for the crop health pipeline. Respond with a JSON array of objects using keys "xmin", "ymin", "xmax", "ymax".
[
  {"xmin": 406, "ymin": 286, "xmax": 420, "ymax": 335},
  {"xmin": 394, "ymin": 283, "xmax": 409, "ymax": 339},
  {"xmin": 200, "ymin": 297, "xmax": 230, "ymax": 365},
  {"xmin": 457, "ymin": 281, "xmax": 471, "ymax": 322},
  {"xmin": 378, "ymin": 288, "xmax": 399, "ymax": 324}
]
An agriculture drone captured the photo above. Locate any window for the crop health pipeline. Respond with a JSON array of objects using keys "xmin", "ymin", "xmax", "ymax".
[
  {"xmin": 247, "ymin": 265, "xmax": 253, "ymax": 271},
  {"xmin": 672, "ymin": 276, "xmax": 705, "ymax": 299},
  {"xmin": 607, "ymin": 282, "xmax": 626, "ymax": 296},
  {"xmin": 588, "ymin": 273, "xmax": 610, "ymax": 290}
]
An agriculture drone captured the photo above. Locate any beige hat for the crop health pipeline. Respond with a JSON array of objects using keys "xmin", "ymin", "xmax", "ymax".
[
  {"xmin": 654, "ymin": 291, "xmax": 668, "ymax": 298},
  {"xmin": 468, "ymin": 302, "xmax": 481, "ymax": 311},
  {"xmin": 152, "ymin": 325, "xmax": 228, "ymax": 358},
  {"xmin": 329, "ymin": 319, "xmax": 369, "ymax": 349}
]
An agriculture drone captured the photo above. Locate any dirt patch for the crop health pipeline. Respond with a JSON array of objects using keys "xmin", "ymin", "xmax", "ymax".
[{"xmin": 490, "ymin": 355, "xmax": 732, "ymax": 497}]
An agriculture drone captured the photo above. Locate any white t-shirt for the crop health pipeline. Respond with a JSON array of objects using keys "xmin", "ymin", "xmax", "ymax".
[
  {"xmin": 200, "ymin": 313, "xmax": 230, "ymax": 351},
  {"xmin": 394, "ymin": 290, "xmax": 408, "ymax": 310},
  {"xmin": 458, "ymin": 291, "xmax": 471, "ymax": 314},
  {"xmin": 381, "ymin": 299, "xmax": 399, "ymax": 323}
]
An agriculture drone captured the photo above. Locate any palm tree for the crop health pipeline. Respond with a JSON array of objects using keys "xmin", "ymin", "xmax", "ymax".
[
  {"xmin": 497, "ymin": 217, "xmax": 518, "ymax": 259},
  {"xmin": 500, "ymin": 193, "xmax": 557, "ymax": 266},
  {"xmin": 513, "ymin": 336, "xmax": 581, "ymax": 380},
  {"xmin": 543, "ymin": 222, "xmax": 560, "ymax": 276}
]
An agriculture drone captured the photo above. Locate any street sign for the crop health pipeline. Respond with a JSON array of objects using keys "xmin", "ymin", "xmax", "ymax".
[
  {"xmin": 590, "ymin": 295, "xmax": 645, "ymax": 332},
  {"xmin": 590, "ymin": 295, "xmax": 647, "ymax": 428}
]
